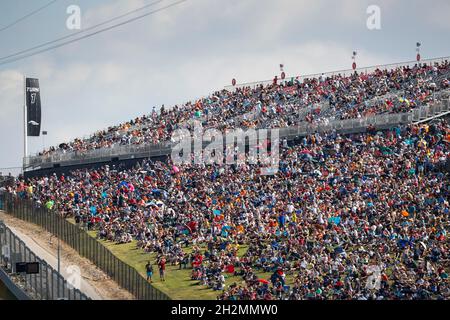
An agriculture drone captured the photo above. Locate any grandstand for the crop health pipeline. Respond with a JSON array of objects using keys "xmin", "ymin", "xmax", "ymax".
[
  {"xmin": 5, "ymin": 58, "xmax": 450, "ymax": 300},
  {"xmin": 23, "ymin": 57, "xmax": 450, "ymax": 178}
]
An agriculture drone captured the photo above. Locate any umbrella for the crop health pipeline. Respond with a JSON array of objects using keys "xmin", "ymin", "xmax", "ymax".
[{"xmin": 119, "ymin": 181, "xmax": 128, "ymax": 187}]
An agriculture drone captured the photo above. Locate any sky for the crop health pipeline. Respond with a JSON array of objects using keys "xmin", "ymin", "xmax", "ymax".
[{"xmin": 0, "ymin": 0, "xmax": 449, "ymax": 175}]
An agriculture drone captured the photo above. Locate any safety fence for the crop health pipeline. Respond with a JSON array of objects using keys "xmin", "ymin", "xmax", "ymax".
[
  {"xmin": 0, "ymin": 220, "xmax": 89, "ymax": 300},
  {"xmin": 0, "ymin": 192, "xmax": 170, "ymax": 300}
]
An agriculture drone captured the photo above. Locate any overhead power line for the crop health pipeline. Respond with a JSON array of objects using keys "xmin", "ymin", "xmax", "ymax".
[
  {"xmin": 0, "ymin": 0, "xmax": 187, "ymax": 66},
  {"xmin": 0, "ymin": 0, "xmax": 58, "ymax": 33},
  {"xmin": 0, "ymin": 0, "xmax": 166, "ymax": 62}
]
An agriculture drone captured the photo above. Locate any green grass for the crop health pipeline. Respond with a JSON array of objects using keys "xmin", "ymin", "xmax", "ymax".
[
  {"xmin": 92, "ymin": 237, "xmax": 249, "ymax": 300},
  {"xmin": 82, "ymin": 228, "xmax": 283, "ymax": 300},
  {"xmin": 66, "ymin": 219, "xmax": 290, "ymax": 300}
]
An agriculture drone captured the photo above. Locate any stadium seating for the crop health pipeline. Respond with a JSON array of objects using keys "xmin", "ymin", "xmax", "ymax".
[
  {"xmin": 9, "ymin": 119, "xmax": 450, "ymax": 300},
  {"xmin": 8, "ymin": 59, "xmax": 450, "ymax": 300},
  {"xmin": 32, "ymin": 60, "xmax": 449, "ymax": 161}
]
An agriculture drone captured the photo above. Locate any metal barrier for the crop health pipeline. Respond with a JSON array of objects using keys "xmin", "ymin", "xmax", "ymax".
[
  {"xmin": 24, "ymin": 141, "xmax": 172, "ymax": 170},
  {"xmin": 0, "ymin": 220, "xmax": 89, "ymax": 300},
  {"xmin": 0, "ymin": 192, "xmax": 170, "ymax": 300}
]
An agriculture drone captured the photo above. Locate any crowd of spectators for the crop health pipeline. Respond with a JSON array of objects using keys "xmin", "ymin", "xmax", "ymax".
[
  {"xmin": 9, "ymin": 118, "xmax": 450, "ymax": 300},
  {"xmin": 36, "ymin": 61, "xmax": 449, "ymax": 159}
]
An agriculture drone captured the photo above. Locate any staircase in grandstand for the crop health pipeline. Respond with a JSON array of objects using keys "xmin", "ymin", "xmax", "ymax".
[
  {"xmin": 413, "ymin": 91, "xmax": 450, "ymax": 124},
  {"xmin": 414, "ymin": 109, "xmax": 450, "ymax": 124}
]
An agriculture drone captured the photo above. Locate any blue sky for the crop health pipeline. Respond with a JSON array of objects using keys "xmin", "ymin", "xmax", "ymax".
[{"xmin": 0, "ymin": 0, "xmax": 449, "ymax": 175}]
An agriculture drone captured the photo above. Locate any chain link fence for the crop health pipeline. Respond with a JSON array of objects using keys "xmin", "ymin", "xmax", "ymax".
[
  {"xmin": 0, "ymin": 192, "xmax": 170, "ymax": 300},
  {"xmin": 0, "ymin": 220, "xmax": 89, "ymax": 300}
]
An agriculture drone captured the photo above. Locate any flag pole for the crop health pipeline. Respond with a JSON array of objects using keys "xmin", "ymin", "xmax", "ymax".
[{"xmin": 23, "ymin": 75, "xmax": 27, "ymax": 172}]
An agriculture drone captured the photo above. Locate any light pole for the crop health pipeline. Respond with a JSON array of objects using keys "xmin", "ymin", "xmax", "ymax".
[
  {"xmin": 23, "ymin": 75, "xmax": 28, "ymax": 175},
  {"xmin": 42, "ymin": 131, "xmax": 48, "ymax": 151}
]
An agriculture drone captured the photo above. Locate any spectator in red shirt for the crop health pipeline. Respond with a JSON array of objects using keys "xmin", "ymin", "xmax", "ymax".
[{"xmin": 158, "ymin": 257, "xmax": 166, "ymax": 281}]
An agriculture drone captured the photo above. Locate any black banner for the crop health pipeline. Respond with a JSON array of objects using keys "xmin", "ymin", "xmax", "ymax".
[{"xmin": 26, "ymin": 78, "xmax": 41, "ymax": 136}]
